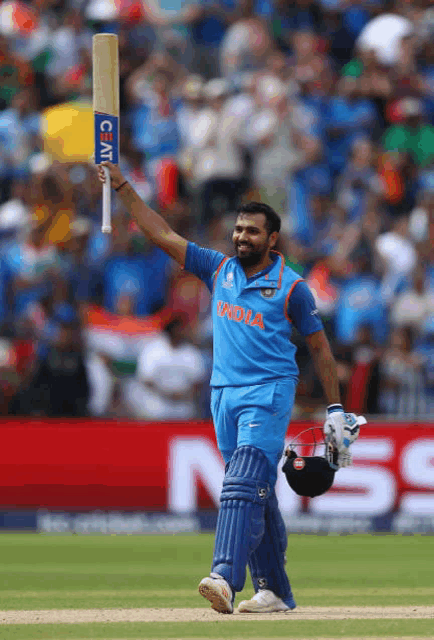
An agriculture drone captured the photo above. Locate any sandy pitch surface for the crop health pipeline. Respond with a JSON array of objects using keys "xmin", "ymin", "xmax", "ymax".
[{"xmin": 0, "ymin": 606, "xmax": 433, "ymax": 624}]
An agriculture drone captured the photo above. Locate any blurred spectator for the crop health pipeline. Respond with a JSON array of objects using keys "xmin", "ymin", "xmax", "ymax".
[
  {"xmin": 333, "ymin": 249, "xmax": 389, "ymax": 346},
  {"xmin": 143, "ymin": 0, "xmax": 201, "ymax": 71},
  {"xmin": 243, "ymin": 74, "xmax": 301, "ymax": 213},
  {"xmin": 378, "ymin": 326, "xmax": 428, "ymax": 416},
  {"xmin": 271, "ymin": 1, "xmax": 322, "ymax": 50},
  {"xmin": 84, "ymin": 291, "xmax": 170, "ymax": 417},
  {"xmin": 0, "ymin": 35, "xmax": 33, "ymax": 111},
  {"xmin": 220, "ymin": 11, "xmax": 273, "ymax": 77},
  {"xmin": 127, "ymin": 53, "xmax": 182, "ymax": 183},
  {"xmin": 382, "ymin": 97, "xmax": 434, "ymax": 168},
  {"xmin": 0, "ymin": 328, "xmax": 20, "ymax": 415},
  {"xmin": 336, "ymin": 137, "xmax": 381, "ymax": 223},
  {"xmin": 326, "ymin": 76, "xmax": 378, "ymax": 176},
  {"xmin": 192, "ymin": 0, "xmax": 244, "ymax": 78},
  {"xmin": 377, "ymin": 150, "xmax": 417, "ymax": 219},
  {"xmin": 189, "ymin": 77, "xmax": 247, "ymax": 225},
  {"xmin": 102, "ymin": 212, "xmax": 172, "ymax": 317},
  {"xmin": 0, "ymin": 177, "xmax": 31, "ymax": 238},
  {"xmin": 124, "ymin": 314, "xmax": 207, "ymax": 420},
  {"xmin": 355, "ymin": 12, "xmax": 414, "ymax": 67},
  {"xmin": 176, "ymin": 74, "xmax": 205, "ymax": 149},
  {"xmin": 1, "ymin": 205, "xmax": 64, "ymax": 324},
  {"xmin": 54, "ymin": 47, "xmax": 92, "ymax": 103},
  {"xmin": 391, "ymin": 265, "xmax": 434, "ymax": 331},
  {"xmin": 418, "ymin": 40, "xmax": 434, "ymax": 103},
  {"xmin": 0, "ymin": 87, "xmax": 41, "ymax": 199},
  {"xmin": 288, "ymin": 29, "xmax": 330, "ymax": 88},
  {"xmin": 60, "ymin": 216, "xmax": 104, "ymax": 309},
  {"xmin": 414, "ymin": 317, "xmax": 434, "ymax": 414},
  {"xmin": 345, "ymin": 324, "xmax": 381, "ymax": 415},
  {"xmin": 10, "ymin": 303, "xmax": 90, "ymax": 417},
  {"xmin": 45, "ymin": 9, "xmax": 93, "ymax": 87},
  {"xmin": 408, "ymin": 191, "xmax": 434, "ymax": 246},
  {"xmin": 289, "ymin": 134, "xmax": 332, "ymax": 246},
  {"xmin": 343, "ymin": 47, "xmax": 392, "ymax": 134},
  {"xmin": 375, "ymin": 214, "xmax": 418, "ymax": 304}
]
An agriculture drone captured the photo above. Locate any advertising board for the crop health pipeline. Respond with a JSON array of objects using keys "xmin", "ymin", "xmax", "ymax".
[{"xmin": 1, "ymin": 419, "xmax": 433, "ymax": 533}]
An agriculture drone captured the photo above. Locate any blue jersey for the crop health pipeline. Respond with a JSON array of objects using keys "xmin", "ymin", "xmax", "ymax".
[{"xmin": 185, "ymin": 243, "xmax": 323, "ymax": 387}]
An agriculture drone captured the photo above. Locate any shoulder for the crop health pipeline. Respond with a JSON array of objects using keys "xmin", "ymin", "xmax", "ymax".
[
  {"xmin": 219, "ymin": 255, "xmax": 236, "ymax": 268},
  {"xmin": 284, "ymin": 276, "xmax": 316, "ymax": 306},
  {"xmin": 212, "ymin": 253, "xmax": 233, "ymax": 274},
  {"xmin": 282, "ymin": 265, "xmax": 305, "ymax": 290},
  {"xmin": 186, "ymin": 242, "xmax": 227, "ymax": 270}
]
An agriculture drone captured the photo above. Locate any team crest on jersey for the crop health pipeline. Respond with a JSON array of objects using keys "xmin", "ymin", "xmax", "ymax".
[
  {"xmin": 222, "ymin": 272, "xmax": 234, "ymax": 289},
  {"xmin": 260, "ymin": 287, "xmax": 276, "ymax": 299}
]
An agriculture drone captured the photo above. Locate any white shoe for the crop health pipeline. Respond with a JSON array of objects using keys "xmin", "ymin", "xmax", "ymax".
[
  {"xmin": 198, "ymin": 573, "xmax": 233, "ymax": 614},
  {"xmin": 237, "ymin": 589, "xmax": 291, "ymax": 613}
]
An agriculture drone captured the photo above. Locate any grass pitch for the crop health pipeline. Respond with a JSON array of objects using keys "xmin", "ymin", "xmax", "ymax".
[{"xmin": 0, "ymin": 532, "xmax": 432, "ymax": 638}]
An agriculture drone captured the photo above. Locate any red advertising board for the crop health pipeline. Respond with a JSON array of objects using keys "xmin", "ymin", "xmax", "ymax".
[{"xmin": 0, "ymin": 419, "xmax": 433, "ymax": 516}]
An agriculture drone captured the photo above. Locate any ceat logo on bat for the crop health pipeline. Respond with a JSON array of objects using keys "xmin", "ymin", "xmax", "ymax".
[
  {"xmin": 293, "ymin": 458, "xmax": 305, "ymax": 471},
  {"xmin": 94, "ymin": 112, "xmax": 119, "ymax": 164}
]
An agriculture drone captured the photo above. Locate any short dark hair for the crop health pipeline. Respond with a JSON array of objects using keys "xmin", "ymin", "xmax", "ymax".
[{"xmin": 236, "ymin": 201, "xmax": 281, "ymax": 235}]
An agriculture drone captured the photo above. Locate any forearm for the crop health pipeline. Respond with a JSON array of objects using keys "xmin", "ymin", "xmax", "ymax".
[
  {"xmin": 117, "ymin": 182, "xmax": 169, "ymax": 240},
  {"xmin": 309, "ymin": 343, "xmax": 341, "ymax": 406},
  {"xmin": 114, "ymin": 181, "xmax": 186, "ymax": 264},
  {"xmin": 98, "ymin": 161, "xmax": 187, "ymax": 264}
]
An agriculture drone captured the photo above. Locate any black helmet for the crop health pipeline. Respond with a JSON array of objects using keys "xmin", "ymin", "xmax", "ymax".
[{"xmin": 282, "ymin": 427, "xmax": 338, "ymax": 498}]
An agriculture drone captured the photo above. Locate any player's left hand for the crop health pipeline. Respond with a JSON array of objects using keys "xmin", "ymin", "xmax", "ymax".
[{"xmin": 323, "ymin": 409, "xmax": 366, "ymax": 460}]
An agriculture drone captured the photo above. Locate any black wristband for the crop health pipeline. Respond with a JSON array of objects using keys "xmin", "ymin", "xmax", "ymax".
[{"xmin": 115, "ymin": 180, "xmax": 128, "ymax": 192}]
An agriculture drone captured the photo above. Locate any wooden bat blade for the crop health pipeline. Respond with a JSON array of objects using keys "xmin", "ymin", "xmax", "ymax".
[{"xmin": 93, "ymin": 33, "xmax": 119, "ymax": 165}]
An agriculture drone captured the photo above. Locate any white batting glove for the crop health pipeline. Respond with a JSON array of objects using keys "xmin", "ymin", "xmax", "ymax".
[{"xmin": 324, "ymin": 405, "xmax": 367, "ymax": 467}]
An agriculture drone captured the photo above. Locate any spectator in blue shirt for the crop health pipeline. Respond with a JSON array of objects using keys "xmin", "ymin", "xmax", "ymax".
[
  {"xmin": 127, "ymin": 68, "xmax": 180, "ymax": 183},
  {"xmin": 336, "ymin": 137, "xmax": 379, "ymax": 223},
  {"xmin": 192, "ymin": 0, "xmax": 239, "ymax": 78},
  {"xmin": 326, "ymin": 76, "xmax": 378, "ymax": 176},
  {"xmin": 102, "ymin": 214, "xmax": 172, "ymax": 317},
  {"xmin": 0, "ymin": 88, "xmax": 40, "ymax": 196},
  {"xmin": 334, "ymin": 250, "xmax": 389, "ymax": 346},
  {"xmin": 288, "ymin": 134, "xmax": 332, "ymax": 245}
]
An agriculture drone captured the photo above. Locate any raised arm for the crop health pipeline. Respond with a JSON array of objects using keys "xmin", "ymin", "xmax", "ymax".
[{"xmin": 98, "ymin": 161, "xmax": 188, "ymax": 266}]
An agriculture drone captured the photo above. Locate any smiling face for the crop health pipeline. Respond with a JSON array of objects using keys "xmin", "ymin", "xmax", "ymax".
[{"xmin": 232, "ymin": 213, "xmax": 278, "ymax": 268}]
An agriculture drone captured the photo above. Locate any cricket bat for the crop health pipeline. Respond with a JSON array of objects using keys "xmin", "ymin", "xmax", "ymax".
[{"xmin": 93, "ymin": 33, "xmax": 120, "ymax": 234}]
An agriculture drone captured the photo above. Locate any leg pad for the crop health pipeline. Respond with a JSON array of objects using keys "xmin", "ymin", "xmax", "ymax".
[
  {"xmin": 248, "ymin": 491, "xmax": 296, "ymax": 608},
  {"xmin": 212, "ymin": 446, "xmax": 271, "ymax": 592}
]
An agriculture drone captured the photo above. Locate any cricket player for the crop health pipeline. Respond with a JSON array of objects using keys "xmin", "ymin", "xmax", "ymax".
[{"xmin": 98, "ymin": 162, "xmax": 362, "ymax": 614}]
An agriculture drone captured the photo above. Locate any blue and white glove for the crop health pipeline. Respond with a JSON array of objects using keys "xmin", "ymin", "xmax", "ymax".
[{"xmin": 323, "ymin": 404, "xmax": 367, "ymax": 468}]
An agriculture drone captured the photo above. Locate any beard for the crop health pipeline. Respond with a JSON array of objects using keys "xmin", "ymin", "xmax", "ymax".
[{"xmin": 235, "ymin": 243, "xmax": 265, "ymax": 267}]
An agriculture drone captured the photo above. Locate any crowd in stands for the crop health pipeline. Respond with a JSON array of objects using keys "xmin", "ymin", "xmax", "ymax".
[{"xmin": 0, "ymin": 0, "xmax": 433, "ymax": 420}]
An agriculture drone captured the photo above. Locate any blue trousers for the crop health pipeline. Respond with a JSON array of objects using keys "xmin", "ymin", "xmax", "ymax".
[
  {"xmin": 210, "ymin": 379, "xmax": 297, "ymax": 597},
  {"xmin": 210, "ymin": 379, "xmax": 296, "ymax": 487}
]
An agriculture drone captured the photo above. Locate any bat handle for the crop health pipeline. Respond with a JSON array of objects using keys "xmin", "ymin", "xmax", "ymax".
[{"xmin": 101, "ymin": 165, "xmax": 112, "ymax": 234}]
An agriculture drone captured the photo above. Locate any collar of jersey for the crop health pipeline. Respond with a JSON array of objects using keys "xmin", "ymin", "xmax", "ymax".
[{"xmin": 234, "ymin": 251, "xmax": 284, "ymax": 289}]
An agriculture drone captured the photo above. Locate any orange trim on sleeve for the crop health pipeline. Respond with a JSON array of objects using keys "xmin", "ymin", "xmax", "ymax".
[
  {"xmin": 212, "ymin": 257, "xmax": 229, "ymax": 294},
  {"xmin": 284, "ymin": 278, "xmax": 304, "ymax": 323}
]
